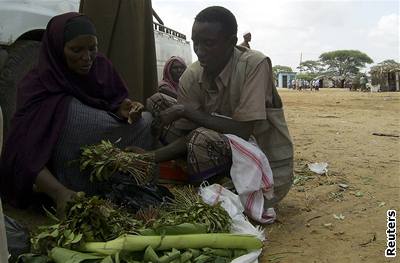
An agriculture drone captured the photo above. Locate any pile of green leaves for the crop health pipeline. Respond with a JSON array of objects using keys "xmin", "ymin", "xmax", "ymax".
[
  {"xmin": 80, "ymin": 140, "xmax": 156, "ymax": 184},
  {"xmin": 153, "ymin": 186, "xmax": 232, "ymax": 233},
  {"xmin": 140, "ymin": 246, "xmax": 248, "ymax": 263},
  {"xmin": 31, "ymin": 186, "xmax": 233, "ymax": 257},
  {"xmin": 31, "ymin": 194, "xmax": 143, "ymax": 254},
  {"xmin": 46, "ymin": 246, "xmax": 249, "ymax": 263}
]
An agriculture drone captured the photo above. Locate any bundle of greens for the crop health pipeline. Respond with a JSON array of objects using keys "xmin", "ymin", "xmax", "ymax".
[
  {"xmin": 152, "ymin": 186, "xmax": 232, "ymax": 233},
  {"xmin": 31, "ymin": 194, "xmax": 143, "ymax": 254},
  {"xmin": 79, "ymin": 140, "xmax": 156, "ymax": 184}
]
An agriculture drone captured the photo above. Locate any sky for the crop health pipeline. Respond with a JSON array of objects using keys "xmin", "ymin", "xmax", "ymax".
[{"xmin": 152, "ymin": 0, "xmax": 399, "ymax": 72}]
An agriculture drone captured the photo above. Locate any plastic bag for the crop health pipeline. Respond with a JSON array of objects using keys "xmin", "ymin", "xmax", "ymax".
[
  {"xmin": 5, "ymin": 215, "xmax": 31, "ymax": 262},
  {"xmin": 105, "ymin": 174, "xmax": 174, "ymax": 213},
  {"xmin": 308, "ymin": 162, "xmax": 328, "ymax": 175},
  {"xmin": 199, "ymin": 184, "xmax": 265, "ymax": 263}
]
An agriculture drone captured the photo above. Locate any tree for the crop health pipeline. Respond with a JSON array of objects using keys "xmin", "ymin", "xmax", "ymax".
[
  {"xmin": 298, "ymin": 60, "xmax": 322, "ymax": 74},
  {"xmin": 319, "ymin": 50, "xmax": 373, "ymax": 88},
  {"xmin": 297, "ymin": 60, "xmax": 323, "ymax": 81},
  {"xmin": 272, "ymin": 65, "xmax": 293, "ymax": 75},
  {"xmin": 296, "ymin": 72, "xmax": 314, "ymax": 82}
]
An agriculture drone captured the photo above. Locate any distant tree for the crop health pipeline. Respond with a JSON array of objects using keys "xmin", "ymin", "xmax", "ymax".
[
  {"xmin": 273, "ymin": 65, "xmax": 293, "ymax": 75},
  {"xmin": 298, "ymin": 60, "xmax": 323, "ymax": 74},
  {"xmin": 297, "ymin": 60, "xmax": 323, "ymax": 81},
  {"xmin": 319, "ymin": 50, "xmax": 373, "ymax": 88},
  {"xmin": 296, "ymin": 72, "xmax": 314, "ymax": 82},
  {"xmin": 380, "ymin": 59, "xmax": 399, "ymax": 65}
]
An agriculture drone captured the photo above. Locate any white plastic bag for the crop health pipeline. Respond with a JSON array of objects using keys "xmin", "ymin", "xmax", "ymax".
[
  {"xmin": 199, "ymin": 184, "xmax": 265, "ymax": 263},
  {"xmin": 308, "ymin": 162, "xmax": 328, "ymax": 175},
  {"xmin": 200, "ymin": 183, "xmax": 244, "ymax": 219}
]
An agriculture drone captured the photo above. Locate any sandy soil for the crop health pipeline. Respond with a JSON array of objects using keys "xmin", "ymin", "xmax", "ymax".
[
  {"xmin": 261, "ymin": 88, "xmax": 400, "ymax": 263},
  {"xmin": 3, "ymin": 88, "xmax": 400, "ymax": 262}
]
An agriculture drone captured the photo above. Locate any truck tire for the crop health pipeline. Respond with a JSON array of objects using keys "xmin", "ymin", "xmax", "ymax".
[{"xmin": 0, "ymin": 40, "xmax": 40, "ymax": 143}]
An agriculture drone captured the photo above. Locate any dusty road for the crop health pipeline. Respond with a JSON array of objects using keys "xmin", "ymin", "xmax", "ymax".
[{"xmin": 261, "ymin": 89, "xmax": 400, "ymax": 263}]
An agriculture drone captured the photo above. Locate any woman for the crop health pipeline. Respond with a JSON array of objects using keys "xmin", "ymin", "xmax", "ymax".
[
  {"xmin": 0, "ymin": 13, "xmax": 154, "ymax": 212},
  {"xmin": 146, "ymin": 57, "xmax": 186, "ymax": 146},
  {"xmin": 158, "ymin": 56, "xmax": 186, "ymax": 99}
]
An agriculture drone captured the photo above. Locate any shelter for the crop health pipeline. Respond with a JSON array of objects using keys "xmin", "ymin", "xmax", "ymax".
[
  {"xmin": 370, "ymin": 61, "xmax": 400, "ymax": 92},
  {"xmin": 277, "ymin": 72, "xmax": 296, "ymax": 88}
]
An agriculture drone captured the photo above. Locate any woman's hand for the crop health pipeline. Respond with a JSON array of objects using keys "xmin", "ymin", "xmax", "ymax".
[
  {"xmin": 128, "ymin": 101, "xmax": 144, "ymax": 124},
  {"xmin": 117, "ymin": 99, "xmax": 144, "ymax": 124}
]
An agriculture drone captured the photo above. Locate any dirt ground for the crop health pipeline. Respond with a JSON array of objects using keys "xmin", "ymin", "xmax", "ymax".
[
  {"xmin": 3, "ymin": 88, "xmax": 400, "ymax": 262},
  {"xmin": 261, "ymin": 88, "xmax": 400, "ymax": 263}
]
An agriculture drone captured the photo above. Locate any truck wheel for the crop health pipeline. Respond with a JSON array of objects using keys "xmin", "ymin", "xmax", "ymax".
[{"xmin": 0, "ymin": 40, "xmax": 40, "ymax": 143}]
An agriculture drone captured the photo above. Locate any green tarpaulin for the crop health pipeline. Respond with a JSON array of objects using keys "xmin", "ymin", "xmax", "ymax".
[{"xmin": 80, "ymin": 0, "xmax": 158, "ymax": 103}]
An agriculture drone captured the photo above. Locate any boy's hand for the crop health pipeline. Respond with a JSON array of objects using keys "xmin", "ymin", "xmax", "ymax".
[{"xmin": 160, "ymin": 104, "xmax": 185, "ymax": 125}]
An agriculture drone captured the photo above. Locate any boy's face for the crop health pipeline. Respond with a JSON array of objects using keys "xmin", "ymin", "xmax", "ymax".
[{"xmin": 192, "ymin": 21, "xmax": 236, "ymax": 76}]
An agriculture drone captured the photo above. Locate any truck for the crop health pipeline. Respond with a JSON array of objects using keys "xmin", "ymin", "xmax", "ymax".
[{"xmin": 0, "ymin": 0, "xmax": 192, "ymax": 144}]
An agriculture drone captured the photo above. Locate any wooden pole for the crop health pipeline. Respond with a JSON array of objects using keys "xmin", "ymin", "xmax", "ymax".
[{"xmin": 299, "ymin": 52, "xmax": 302, "ymax": 73}]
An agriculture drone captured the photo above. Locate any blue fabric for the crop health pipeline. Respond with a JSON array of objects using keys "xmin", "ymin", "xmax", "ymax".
[{"xmin": 49, "ymin": 98, "xmax": 154, "ymax": 194}]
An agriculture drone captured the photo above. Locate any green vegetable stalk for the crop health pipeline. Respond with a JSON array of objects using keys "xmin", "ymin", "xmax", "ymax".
[{"xmin": 80, "ymin": 233, "xmax": 263, "ymax": 255}]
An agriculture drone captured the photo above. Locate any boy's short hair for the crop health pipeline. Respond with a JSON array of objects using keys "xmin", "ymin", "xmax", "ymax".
[{"xmin": 195, "ymin": 6, "xmax": 237, "ymax": 38}]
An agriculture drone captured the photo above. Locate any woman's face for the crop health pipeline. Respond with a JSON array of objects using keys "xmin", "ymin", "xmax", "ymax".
[
  {"xmin": 170, "ymin": 60, "xmax": 186, "ymax": 82},
  {"xmin": 64, "ymin": 35, "xmax": 98, "ymax": 75}
]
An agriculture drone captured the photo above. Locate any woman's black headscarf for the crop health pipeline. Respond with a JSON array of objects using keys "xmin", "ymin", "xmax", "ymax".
[{"xmin": 0, "ymin": 12, "xmax": 128, "ymax": 207}]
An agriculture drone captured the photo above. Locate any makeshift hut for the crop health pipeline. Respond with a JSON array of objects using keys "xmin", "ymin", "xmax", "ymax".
[{"xmin": 370, "ymin": 60, "xmax": 400, "ymax": 92}]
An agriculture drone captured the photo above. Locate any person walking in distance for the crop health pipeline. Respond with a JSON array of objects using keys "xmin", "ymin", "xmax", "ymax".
[{"xmin": 239, "ymin": 31, "xmax": 251, "ymax": 48}]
